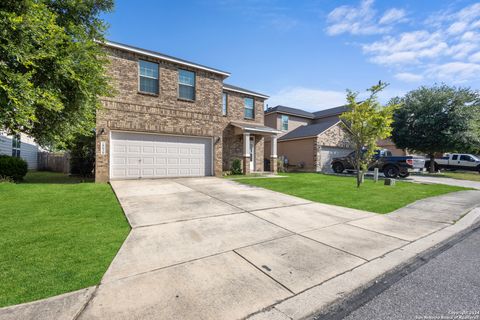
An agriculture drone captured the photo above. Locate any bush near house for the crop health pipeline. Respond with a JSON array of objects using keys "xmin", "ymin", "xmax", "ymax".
[
  {"xmin": 0, "ymin": 155, "xmax": 28, "ymax": 181},
  {"xmin": 231, "ymin": 158, "xmax": 242, "ymax": 175}
]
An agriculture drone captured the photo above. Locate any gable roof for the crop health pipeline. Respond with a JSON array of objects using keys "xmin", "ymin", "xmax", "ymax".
[
  {"xmin": 102, "ymin": 40, "xmax": 231, "ymax": 77},
  {"xmin": 278, "ymin": 117, "xmax": 341, "ymax": 141},
  {"xmin": 223, "ymin": 83, "xmax": 269, "ymax": 99},
  {"xmin": 313, "ymin": 105, "xmax": 349, "ymax": 119},
  {"xmin": 264, "ymin": 106, "xmax": 314, "ymax": 118},
  {"xmin": 265, "ymin": 104, "xmax": 350, "ymax": 120}
]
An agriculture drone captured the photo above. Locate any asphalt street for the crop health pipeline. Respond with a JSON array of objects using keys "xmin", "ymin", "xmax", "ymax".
[{"xmin": 316, "ymin": 226, "xmax": 480, "ymax": 320}]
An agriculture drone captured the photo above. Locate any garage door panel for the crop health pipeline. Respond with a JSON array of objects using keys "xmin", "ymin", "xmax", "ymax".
[
  {"xmin": 110, "ymin": 132, "xmax": 212, "ymax": 179},
  {"xmin": 319, "ymin": 147, "xmax": 352, "ymax": 172}
]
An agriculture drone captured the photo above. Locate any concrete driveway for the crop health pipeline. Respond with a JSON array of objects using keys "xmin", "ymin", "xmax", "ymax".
[
  {"xmin": 66, "ymin": 177, "xmax": 477, "ymax": 320},
  {"xmin": 2, "ymin": 177, "xmax": 479, "ymax": 320}
]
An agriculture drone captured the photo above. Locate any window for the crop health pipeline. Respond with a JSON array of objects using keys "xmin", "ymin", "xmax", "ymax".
[
  {"xmin": 11, "ymin": 134, "xmax": 20, "ymax": 157},
  {"xmin": 244, "ymin": 97, "xmax": 254, "ymax": 119},
  {"xmin": 460, "ymin": 155, "xmax": 472, "ymax": 161},
  {"xmin": 452, "ymin": 154, "xmax": 458, "ymax": 160},
  {"xmin": 178, "ymin": 69, "xmax": 195, "ymax": 100},
  {"xmin": 281, "ymin": 115, "xmax": 289, "ymax": 131},
  {"xmin": 139, "ymin": 60, "xmax": 159, "ymax": 94},
  {"xmin": 222, "ymin": 92, "xmax": 228, "ymax": 116}
]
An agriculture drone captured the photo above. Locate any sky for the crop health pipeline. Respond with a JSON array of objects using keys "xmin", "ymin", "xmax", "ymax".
[{"xmin": 102, "ymin": 0, "xmax": 480, "ymax": 111}]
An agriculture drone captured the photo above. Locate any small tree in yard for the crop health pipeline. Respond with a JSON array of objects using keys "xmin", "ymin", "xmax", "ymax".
[
  {"xmin": 391, "ymin": 85, "xmax": 480, "ymax": 173},
  {"xmin": 340, "ymin": 82, "xmax": 399, "ymax": 188}
]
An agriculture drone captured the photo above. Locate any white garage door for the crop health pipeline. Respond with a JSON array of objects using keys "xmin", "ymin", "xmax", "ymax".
[
  {"xmin": 319, "ymin": 147, "xmax": 352, "ymax": 172},
  {"xmin": 110, "ymin": 131, "xmax": 212, "ymax": 179}
]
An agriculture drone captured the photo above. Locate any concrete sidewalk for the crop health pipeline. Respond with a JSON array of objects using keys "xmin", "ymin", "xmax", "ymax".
[{"xmin": 1, "ymin": 178, "xmax": 479, "ymax": 320}]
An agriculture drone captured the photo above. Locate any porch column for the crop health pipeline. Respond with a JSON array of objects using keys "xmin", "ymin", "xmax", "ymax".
[
  {"xmin": 243, "ymin": 132, "xmax": 250, "ymax": 175},
  {"xmin": 270, "ymin": 135, "xmax": 278, "ymax": 173}
]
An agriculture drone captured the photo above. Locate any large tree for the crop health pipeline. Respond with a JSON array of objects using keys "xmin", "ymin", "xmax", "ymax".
[
  {"xmin": 340, "ymin": 82, "xmax": 398, "ymax": 188},
  {"xmin": 391, "ymin": 85, "xmax": 480, "ymax": 172},
  {"xmin": 0, "ymin": 0, "xmax": 113, "ymax": 148}
]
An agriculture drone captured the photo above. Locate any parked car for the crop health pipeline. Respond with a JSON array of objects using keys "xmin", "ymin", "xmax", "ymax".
[
  {"xmin": 425, "ymin": 153, "xmax": 480, "ymax": 172},
  {"xmin": 331, "ymin": 149, "xmax": 426, "ymax": 178}
]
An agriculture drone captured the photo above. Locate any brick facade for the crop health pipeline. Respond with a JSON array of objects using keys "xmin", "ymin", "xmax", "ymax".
[{"xmin": 95, "ymin": 46, "xmax": 266, "ymax": 182}]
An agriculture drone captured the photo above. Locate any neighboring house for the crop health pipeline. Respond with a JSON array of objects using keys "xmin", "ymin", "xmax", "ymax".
[
  {"xmin": 264, "ymin": 105, "xmax": 353, "ymax": 172},
  {"xmin": 95, "ymin": 41, "xmax": 279, "ymax": 182},
  {"xmin": 264, "ymin": 105, "xmax": 407, "ymax": 172},
  {"xmin": 0, "ymin": 132, "xmax": 39, "ymax": 169}
]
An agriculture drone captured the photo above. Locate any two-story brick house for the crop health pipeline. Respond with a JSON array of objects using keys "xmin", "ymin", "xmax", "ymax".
[
  {"xmin": 264, "ymin": 105, "xmax": 407, "ymax": 172},
  {"xmin": 95, "ymin": 41, "xmax": 279, "ymax": 182}
]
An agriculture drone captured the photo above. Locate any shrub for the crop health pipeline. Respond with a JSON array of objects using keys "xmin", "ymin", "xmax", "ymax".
[
  {"xmin": 69, "ymin": 134, "xmax": 95, "ymax": 178},
  {"xmin": 277, "ymin": 158, "xmax": 286, "ymax": 173},
  {"xmin": 231, "ymin": 158, "xmax": 242, "ymax": 175},
  {"xmin": 0, "ymin": 155, "xmax": 28, "ymax": 181}
]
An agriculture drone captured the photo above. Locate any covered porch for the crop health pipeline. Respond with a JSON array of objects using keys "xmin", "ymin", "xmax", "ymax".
[{"xmin": 230, "ymin": 121, "xmax": 280, "ymax": 175}]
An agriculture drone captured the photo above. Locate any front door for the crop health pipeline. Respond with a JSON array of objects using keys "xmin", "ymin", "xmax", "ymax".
[{"xmin": 249, "ymin": 136, "xmax": 255, "ymax": 172}]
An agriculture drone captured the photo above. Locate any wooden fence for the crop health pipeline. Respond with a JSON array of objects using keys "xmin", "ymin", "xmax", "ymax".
[{"xmin": 37, "ymin": 152, "xmax": 70, "ymax": 174}]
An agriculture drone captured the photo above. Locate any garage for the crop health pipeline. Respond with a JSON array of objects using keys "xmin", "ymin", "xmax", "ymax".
[
  {"xmin": 110, "ymin": 131, "xmax": 212, "ymax": 179},
  {"xmin": 319, "ymin": 146, "xmax": 352, "ymax": 172}
]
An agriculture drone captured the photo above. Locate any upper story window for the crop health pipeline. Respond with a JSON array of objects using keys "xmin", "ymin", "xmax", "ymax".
[
  {"xmin": 11, "ymin": 134, "xmax": 21, "ymax": 157},
  {"xmin": 178, "ymin": 69, "xmax": 195, "ymax": 100},
  {"xmin": 222, "ymin": 92, "xmax": 228, "ymax": 116},
  {"xmin": 281, "ymin": 115, "xmax": 289, "ymax": 131},
  {"xmin": 244, "ymin": 97, "xmax": 254, "ymax": 119},
  {"xmin": 139, "ymin": 60, "xmax": 159, "ymax": 94}
]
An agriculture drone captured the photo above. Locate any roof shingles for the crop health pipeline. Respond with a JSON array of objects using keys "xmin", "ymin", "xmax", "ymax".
[{"xmin": 278, "ymin": 117, "xmax": 340, "ymax": 141}]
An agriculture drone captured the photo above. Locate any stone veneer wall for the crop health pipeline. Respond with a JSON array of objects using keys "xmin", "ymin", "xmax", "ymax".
[
  {"xmin": 95, "ymin": 46, "xmax": 265, "ymax": 182},
  {"xmin": 313, "ymin": 123, "xmax": 353, "ymax": 171}
]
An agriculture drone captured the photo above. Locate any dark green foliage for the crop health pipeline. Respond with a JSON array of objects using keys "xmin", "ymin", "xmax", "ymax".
[
  {"xmin": 69, "ymin": 134, "xmax": 95, "ymax": 177},
  {"xmin": 0, "ymin": 0, "xmax": 113, "ymax": 148},
  {"xmin": 231, "ymin": 158, "xmax": 242, "ymax": 175},
  {"xmin": 391, "ymin": 85, "xmax": 480, "ymax": 159},
  {"xmin": 0, "ymin": 155, "xmax": 28, "ymax": 181}
]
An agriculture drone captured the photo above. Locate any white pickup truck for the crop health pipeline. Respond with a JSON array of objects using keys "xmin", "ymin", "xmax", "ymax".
[{"xmin": 425, "ymin": 153, "xmax": 480, "ymax": 172}]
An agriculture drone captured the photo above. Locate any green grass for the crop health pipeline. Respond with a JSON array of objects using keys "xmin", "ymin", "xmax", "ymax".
[
  {"xmin": 440, "ymin": 171, "xmax": 480, "ymax": 182},
  {"xmin": 237, "ymin": 173, "xmax": 467, "ymax": 214},
  {"xmin": 0, "ymin": 171, "xmax": 130, "ymax": 307}
]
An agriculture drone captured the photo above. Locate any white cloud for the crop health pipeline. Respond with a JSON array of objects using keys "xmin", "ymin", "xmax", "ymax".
[
  {"xmin": 379, "ymin": 8, "xmax": 407, "ymax": 25},
  {"xmin": 469, "ymin": 51, "xmax": 480, "ymax": 63},
  {"xmin": 338, "ymin": 2, "xmax": 480, "ymax": 83},
  {"xmin": 267, "ymin": 87, "xmax": 347, "ymax": 111},
  {"xmin": 394, "ymin": 72, "xmax": 424, "ymax": 83},
  {"xmin": 426, "ymin": 62, "xmax": 480, "ymax": 82},
  {"xmin": 326, "ymin": 0, "xmax": 408, "ymax": 36},
  {"xmin": 363, "ymin": 31, "xmax": 447, "ymax": 65},
  {"xmin": 447, "ymin": 21, "xmax": 468, "ymax": 35}
]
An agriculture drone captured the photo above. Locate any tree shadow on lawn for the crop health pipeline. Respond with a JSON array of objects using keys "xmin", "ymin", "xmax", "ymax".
[{"xmin": 21, "ymin": 171, "xmax": 94, "ymax": 184}]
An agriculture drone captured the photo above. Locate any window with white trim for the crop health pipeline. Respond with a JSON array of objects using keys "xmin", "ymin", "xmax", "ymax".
[
  {"xmin": 281, "ymin": 115, "xmax": 289, "ymax": 131},
  {"xmin": 178, "ymin": 69, "xmax": 195, "ymax": 100},
  {"xmin": 11, "ymin": 134, "xmax": 21, "ymax": 157},
  {"xmin": 139, "ymin": 60, "xmax": 159, "ymax": 94},
  {"xmin": 222, "ymin": 92, "xmax": 228, "ymax": 116},
  {"xmin": 244, "ymin": 97, "xmax": 254, "ymax": 119}
]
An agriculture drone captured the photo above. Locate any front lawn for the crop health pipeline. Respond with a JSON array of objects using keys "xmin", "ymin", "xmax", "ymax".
[
  {"xmin": 440, "ymin": 171, "xmax": 480, "ymax": 182},
  {"xmin": 237, "ymin": 173, "xmax": 467, "ymax": 214},
  {"xmin": 0, "ymin": 171, "xmax": 130, "ymax": 307}
]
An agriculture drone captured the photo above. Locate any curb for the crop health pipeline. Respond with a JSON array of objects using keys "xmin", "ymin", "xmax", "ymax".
[{"xmin": 246, "ymin": 207, "xmax": 480, "ymax": 320}]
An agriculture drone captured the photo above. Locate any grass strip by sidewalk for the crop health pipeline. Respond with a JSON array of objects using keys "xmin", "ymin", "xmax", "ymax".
[
  {"xmin": 0, "ymin": 171, "xmax": 130, "ymax": 307},
  {"xmin": 236, "ymin": 173, "xmax": 467, "ymax": 214}
]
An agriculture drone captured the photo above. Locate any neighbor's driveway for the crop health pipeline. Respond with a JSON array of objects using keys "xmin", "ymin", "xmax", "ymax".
[{"xmin": 67, "ymin": 177, "xmax": 479, "ymax": 320}]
